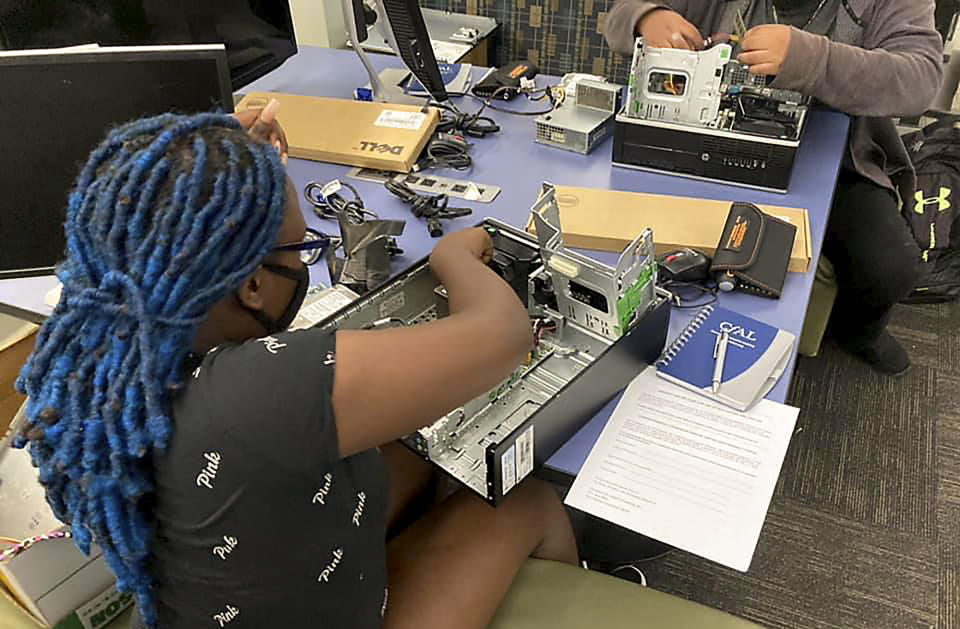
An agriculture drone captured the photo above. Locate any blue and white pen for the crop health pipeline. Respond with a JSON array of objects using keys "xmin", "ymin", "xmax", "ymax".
[{"xmin": 712, "ymin": 330, "xmax": 730, "ymax": 394}]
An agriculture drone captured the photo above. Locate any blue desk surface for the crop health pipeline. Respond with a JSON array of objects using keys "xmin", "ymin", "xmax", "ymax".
[{"xmin": 0, "ymin": 46, "xmax": 849, "ymax": 475}]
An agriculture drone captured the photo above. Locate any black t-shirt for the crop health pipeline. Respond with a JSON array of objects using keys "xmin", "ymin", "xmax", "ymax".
[{"xmin": 151, "ymin": 329, "xmax": 389, "ymax": 628}]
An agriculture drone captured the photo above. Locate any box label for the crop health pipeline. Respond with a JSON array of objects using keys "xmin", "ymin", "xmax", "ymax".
[
  {"xmin": 290, "ymin": 286, "xmax": 358, "ymax": 331},
  {"xmin": 516, "ymin": 426, "xmax": 534, "ymax": 481},
  {"xmin": 72, "ymin": 588, "xmax": 134, "ymax": 629},
  {"xmin": 501, "ymin": 445, "xmax": 517, "ymax": 495},
  {"xmin": 374, "ymin": 110, "xmax": 427, "ymax": 130},
  {"xmin": 379, "ymin": 292, "xmax": 405, "ymax": 318}
]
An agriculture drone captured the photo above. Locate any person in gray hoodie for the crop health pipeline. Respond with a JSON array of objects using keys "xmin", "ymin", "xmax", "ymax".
[{"xmin": 605, "ymin": 0, "xmax": 943, "ymax": 375}]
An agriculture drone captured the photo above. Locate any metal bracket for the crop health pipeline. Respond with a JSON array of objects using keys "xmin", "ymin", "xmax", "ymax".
[{"xmin": 530, "ymin": 184, "xmax": 657, "ymax": 339}]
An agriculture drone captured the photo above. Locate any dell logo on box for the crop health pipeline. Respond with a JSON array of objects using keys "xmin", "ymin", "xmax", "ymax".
[{"xmin": 358, "ymin": 141, "xmax": 404, "ymax": 154}]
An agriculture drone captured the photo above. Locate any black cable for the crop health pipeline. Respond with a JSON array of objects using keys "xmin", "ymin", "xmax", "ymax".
[
  {"xmin": 412, "ymin": 133, "xmax": 474, "ymax": 172},
  {"xmin": 303, "ymin": 180, "xmax": 404, "ymax": 267},
  {"xmin": 434, "ymin": 102, "xmax": 501, "ymax": 138},
  {"xmin": 467, "ymin": 84, "xmax": 558, "ymax": 117},
  {"xmin": 485, "ymin": 100, "xmax": 556, "ymax": 116},
  {"xmin": 660, "ymin": 280, "xmax": 719, "ymax": 309},
  {"xmin": 303, "ymin": 180, "xmax": 379, "ymax": 224},
  {"xmin": 423, "ymin": 135, "xmax": 473, "ymax": 171},
  {"xmin": 384, "ymin": 179, "xmax": 472, "ymax": 237}
]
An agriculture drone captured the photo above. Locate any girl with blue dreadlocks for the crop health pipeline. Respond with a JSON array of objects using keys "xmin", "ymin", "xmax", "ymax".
[{"xmin": 14, "ymin": 107, "xmax": 577, "ymax": 628}]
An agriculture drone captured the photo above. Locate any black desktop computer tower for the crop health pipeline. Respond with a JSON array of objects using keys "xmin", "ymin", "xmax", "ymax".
[{"xmin": 612, "ymin": 114, "xmax": 802, "ymax": 193}]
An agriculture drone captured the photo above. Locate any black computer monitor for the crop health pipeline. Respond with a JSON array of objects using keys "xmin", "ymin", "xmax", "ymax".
[
  {"xmin": 0, "ymin": 1, "xmax": 297, "ymax": 90},
  {"xmin": 374, "ymin": 0, "xmax": 448, "ymax": 102},
  {"xmin": 0, "ymin": 45, "xmax": 234, "ymax": 279},
  {"xmin": 343, "ymin": 0, "xmax": 448, "ymax": 104}
]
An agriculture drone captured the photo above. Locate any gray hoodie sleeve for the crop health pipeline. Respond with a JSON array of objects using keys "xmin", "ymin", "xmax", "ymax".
[
  {"xmin": 772, "ymin": 0, "xmax": 943, "ymax": 117},
  {"xmin": 603, "ymin": 0, "xmax": 685, "ymax": 54}
]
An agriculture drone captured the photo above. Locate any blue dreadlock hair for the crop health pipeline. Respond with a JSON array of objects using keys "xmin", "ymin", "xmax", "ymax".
[{"xmin": 14, "ymin": 112, "xmax": 287, "ymax": 627}]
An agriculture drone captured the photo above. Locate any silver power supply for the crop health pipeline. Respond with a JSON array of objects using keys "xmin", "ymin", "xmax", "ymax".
[{"xmin": 535, "ymin": 80, "xmax": 622, "ymax": 154}]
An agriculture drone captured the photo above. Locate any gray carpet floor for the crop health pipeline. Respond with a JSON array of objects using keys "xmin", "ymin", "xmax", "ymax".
[{"xmin": 638, "ymin": 300, "xmax": 960, "ymax": 629}]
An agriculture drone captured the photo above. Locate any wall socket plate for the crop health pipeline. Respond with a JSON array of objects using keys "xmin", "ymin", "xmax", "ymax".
[{"xmin": 347, "ymin": 168, "xmax": 502, "ymax": 203}]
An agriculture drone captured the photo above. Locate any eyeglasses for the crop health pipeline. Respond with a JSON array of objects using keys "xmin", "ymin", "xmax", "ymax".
[{"xmin": 271, "ymin": 228, "xmax": 332, "ymax": 266}]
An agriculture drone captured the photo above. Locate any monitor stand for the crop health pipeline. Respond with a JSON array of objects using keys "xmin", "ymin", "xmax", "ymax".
[{"xmin": 341, "ymin": 0, "xmax": 422, "ymax": 106}]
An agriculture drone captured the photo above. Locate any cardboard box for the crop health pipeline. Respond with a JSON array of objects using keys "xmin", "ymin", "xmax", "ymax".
[
  {"xmin": 0, "ymin": 318, "xmax": 35, "ymax": 441},
  {"xmin": 526, "ymin": 185, "xmax": 812, "ymax": 273},
  {"xmin": 235, "ymin": 91, "xmax": 439, "ymax": 172},
  {"xmin": 0, "ymin": 444, "xmax": 129, "ymax": 628},
  {"xmin": 1, "ymin": 583, "xmax": 133, "ymax": 629}
]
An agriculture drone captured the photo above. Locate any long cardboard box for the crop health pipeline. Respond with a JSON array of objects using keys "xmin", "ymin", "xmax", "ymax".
[
  {"xmin": 235, "ymin": 91, "xmax": 439, "ymax": 172},
  {"xmin": 526, "ymin": 185, "xmax": 812, "ymax": 273}
]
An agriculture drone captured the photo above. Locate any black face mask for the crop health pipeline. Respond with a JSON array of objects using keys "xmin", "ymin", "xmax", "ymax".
[{"xmin": 241, "ymin": 262, "xmax": 309, "ymax": 335}]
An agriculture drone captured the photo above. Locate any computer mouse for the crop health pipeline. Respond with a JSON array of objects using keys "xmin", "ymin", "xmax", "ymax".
[{"xmin": 658, "ymin": 248, "xmax": 712, "ymax": 283}]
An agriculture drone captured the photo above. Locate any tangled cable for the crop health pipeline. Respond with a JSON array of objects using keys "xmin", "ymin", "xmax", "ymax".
[
  {"xmin": 384, "ymin": 179, "xmax": 472, "ymax": 237},
  {"xmin": 303, "ymin": 180, "xmax": 380, "ymax": 223}
]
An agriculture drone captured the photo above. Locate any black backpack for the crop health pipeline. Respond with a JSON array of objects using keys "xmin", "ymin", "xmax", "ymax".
[{"xmin": 901, "ymin": 113, "xmax": 960, "ymax": 303}]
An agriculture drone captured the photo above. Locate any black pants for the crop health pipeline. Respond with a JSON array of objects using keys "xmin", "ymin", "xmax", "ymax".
[{"xmin": 823, "ymin": 169, "xmax": 922, "ymax": 344}]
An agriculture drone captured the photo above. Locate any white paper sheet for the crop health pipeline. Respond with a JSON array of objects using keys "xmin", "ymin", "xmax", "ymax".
[
  {"xmin": 431, "ymin": 40, "xmax": 472, "ymax": 63},
  {"xmin": 565, "ymin": 368, "xmax": 798, "ymax": 571}
]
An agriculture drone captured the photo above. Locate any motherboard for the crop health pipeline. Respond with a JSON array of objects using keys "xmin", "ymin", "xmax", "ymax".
[{"xmin": 624, "ymin": 38, "xmax": 808, "ymax": 141}]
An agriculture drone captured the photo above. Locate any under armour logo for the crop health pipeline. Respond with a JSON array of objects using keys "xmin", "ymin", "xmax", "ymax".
[{"xmin": 914, "ymin": 187, "xmax": 952, "ymax": 214}]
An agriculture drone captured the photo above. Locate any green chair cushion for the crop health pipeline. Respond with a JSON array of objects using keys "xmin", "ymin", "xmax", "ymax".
[
  {"xmin": 489, "ymin": 559, "xmax": 764, "ymax": 629},
  {"xmin": 2, "ymin": 560, "xmax": 763, "ymax": 629},
  {"xmin": 798, "ymin": 255, "xmax": 839, "ymax": 357}
]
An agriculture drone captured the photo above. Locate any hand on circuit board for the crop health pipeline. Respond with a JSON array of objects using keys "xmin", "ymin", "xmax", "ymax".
[{"xmin": 737, "ymin": 24, "xmax": 792, "ymax": 76}]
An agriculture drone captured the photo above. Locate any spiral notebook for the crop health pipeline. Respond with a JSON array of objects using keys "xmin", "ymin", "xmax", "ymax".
[{"xmin": 656, "ymin": 305, "xmax": 795, "ymax": 411}]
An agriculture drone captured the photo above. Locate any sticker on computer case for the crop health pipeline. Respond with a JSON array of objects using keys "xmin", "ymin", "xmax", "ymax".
[
  {"xmin": 516, "ymin": 426, "xmax": 534, "ymax": 481},
  {"xmin": 501, "ymin": 445, "xmax": 517, "ymax": 494},
  {"xmin": 374, "ymin": 110, "xmax": 427, "ymax": 130},
  {"xmin": 379, "ymin": 292, "xmax": 405, "ymax": 318}
]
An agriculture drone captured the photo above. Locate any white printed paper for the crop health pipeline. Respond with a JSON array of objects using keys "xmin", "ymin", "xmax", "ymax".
[
  {"xmin": 431, "ymin": 40, "xmax": 472, "ymax": 63},
  {"xmin": 516, "ymin": 426, "xmax": 534, "ymax": 481},
  {"xmin": 565, "ymin": 368, "xmax": 798, "ymax": 572},
  {"xmin": 375, "ymin": 109, "xmax": 427, "ymax": 130},
  {"xmin": 501, "ymin": 445, "xmax": 517, "ymax": 494}
]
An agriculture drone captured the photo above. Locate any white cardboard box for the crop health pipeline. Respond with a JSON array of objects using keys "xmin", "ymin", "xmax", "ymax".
[{"xmin": 0, "ymin": 442, "xmax": 129, "ymax": 627}]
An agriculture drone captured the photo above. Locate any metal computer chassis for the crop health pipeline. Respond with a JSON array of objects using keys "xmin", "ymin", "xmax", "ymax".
[{"xmin": 312, "ymin": 219, "xmax": 671, "ymax": 505}]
